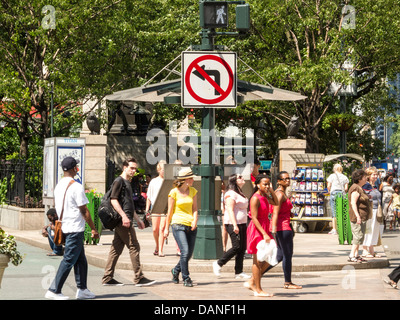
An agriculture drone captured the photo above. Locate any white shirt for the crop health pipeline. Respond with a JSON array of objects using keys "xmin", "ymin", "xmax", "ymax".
[
  {"xmin": 146, "ymin": 176, "xmax": 164, "ymax": 210},
  {"xmin": 327, "ymin": 172, "xmax": 349, "ymax": 192},
  {"xmin": 54, "ymin": 177, "xmax": 89, "ymax": 233},
  {"xmin": 223, "ymin": 190, "xmax": 248, "ymax": 225}
]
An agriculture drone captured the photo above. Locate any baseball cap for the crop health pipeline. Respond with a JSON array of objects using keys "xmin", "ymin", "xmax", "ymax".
[{"xmin": 61, "ymin": 156, "xmax": 79, "ymax": 171}]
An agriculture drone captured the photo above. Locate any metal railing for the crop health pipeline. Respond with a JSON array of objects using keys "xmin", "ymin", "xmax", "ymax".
[{"xmin": 0, "ymin": 159, "xmax": 43, "ymax": 208}]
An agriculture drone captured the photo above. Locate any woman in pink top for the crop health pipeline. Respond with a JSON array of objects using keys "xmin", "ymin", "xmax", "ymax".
[
  {"xmin": 244, "ymin": 175, "xmax": 278, "ymax": 297},
  {"xmin": 213, "ymin": 174, "xmax": 250, "ymax": 279},
  {"xmin": 270, "ymin": 171, "xmax": 302, "ymax": 290}
]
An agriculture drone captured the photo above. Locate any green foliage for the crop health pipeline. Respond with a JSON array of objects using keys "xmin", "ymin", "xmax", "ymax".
[
  {"xmin": 324, "ymin": 158, "xmax": 363, "ymax": 184},
  {"xmin": 322, "ymin": 113, "xmax": 357, "ymax": 131},
  {"xmin": 1, "ymin": 0, "xmax": 399, "ymax": 161},
  {"xmin": 0, "ymin": 227, "xmax": 23, "ymax": 266},
  {"xmin": 0, "ymin": 177, "xmax": 7, "ymax": 205}
]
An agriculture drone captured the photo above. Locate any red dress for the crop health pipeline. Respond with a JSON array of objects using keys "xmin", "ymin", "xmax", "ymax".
[{"xmin": 247, "ymin": 193, "xmax": 272, "ymax": 254}]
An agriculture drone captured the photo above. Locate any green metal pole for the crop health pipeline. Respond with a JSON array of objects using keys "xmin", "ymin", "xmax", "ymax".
[
  {"xmin": 193, "ymin": 6, "xmax": 223, "ymax": 259},
  {"xmin": 193, "ymin": 108, "xmax": 223, "ymax": 259}
]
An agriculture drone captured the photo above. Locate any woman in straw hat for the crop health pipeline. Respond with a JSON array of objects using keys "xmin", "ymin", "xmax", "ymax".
[{"xmin": 164, "ymin": 167, "xmax": 198, "ymax": 287}]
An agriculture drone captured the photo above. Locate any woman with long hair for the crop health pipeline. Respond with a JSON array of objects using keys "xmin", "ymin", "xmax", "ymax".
[
  {"xmin": 164, "ymin": 168, "xmax": 198, "ymax": 287},
  {"xmin": 145, "ymin": 160, "xmax": 166, "ymax": 256},
  {"xmin": 270, "ymin": 171, "xmax": 302, "ymax": 289},
  {"xmin": 362, "ymin": 167, "xmax": 382, "ymax": 257},
  {"xmin": 244, "ymin": 174, "xmax": 278, "ymax": 297},
  {"xmin": 213, "ymin": 174, "xmax": 250, "ymax": 279}
]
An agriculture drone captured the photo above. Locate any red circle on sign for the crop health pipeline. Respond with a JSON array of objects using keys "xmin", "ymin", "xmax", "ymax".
[{"xmin": 185, "ymin": 54, "xmax": 234, "ymax": 104}]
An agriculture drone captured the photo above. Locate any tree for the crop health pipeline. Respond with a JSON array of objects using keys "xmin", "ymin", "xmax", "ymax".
[
  {"xmin": 0, "ymin": 0, "xmax": 199, "ymax": 158},
  {"xmin": 221, "ymin": 0, "xmax": 400, "ymax": 155}
]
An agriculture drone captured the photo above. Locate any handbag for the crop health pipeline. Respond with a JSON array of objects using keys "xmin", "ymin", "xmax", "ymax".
[
  {"xmin": 98, "ymin": 177, "xmax": 124, "ymax": 230},
  {"xmin": 376, "ymin": 203, "xmax": 383, "ymax": 223},
  {"xmin": 142, "ymin": 211, "xmax": 151, "ymax": 228},
  {"xmin": 54, "ymin": 180, "xmax": 75, "ymax": 246}
]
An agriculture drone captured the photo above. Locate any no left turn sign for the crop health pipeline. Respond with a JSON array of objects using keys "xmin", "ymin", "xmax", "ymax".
[{"xmin": 182, "ymin": 51, "xmax": 237, "ymax": 108}]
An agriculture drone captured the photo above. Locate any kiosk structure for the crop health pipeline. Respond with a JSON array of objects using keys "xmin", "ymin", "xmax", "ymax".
[
  {"xmin": 289, "ymin": 154, "xmax": 331, "ymax": 233},
  {"xmin": 42, "ymin": 137, "xmax": 86, "ymax": 222}
]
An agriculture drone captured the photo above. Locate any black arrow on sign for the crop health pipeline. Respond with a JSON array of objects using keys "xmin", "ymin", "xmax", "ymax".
[{"xmin": 192, "ymin": 65, "xmax": 221, "ymax": 96}]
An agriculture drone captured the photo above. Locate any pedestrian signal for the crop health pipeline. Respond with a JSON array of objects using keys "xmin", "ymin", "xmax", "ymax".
[
  {"xmin": 200, "ymin": 1, "xmax": 228, "ymax": 29},
  {"xmin": 236, "ymin": 4, "xmax": 250, "ymax": 31}
]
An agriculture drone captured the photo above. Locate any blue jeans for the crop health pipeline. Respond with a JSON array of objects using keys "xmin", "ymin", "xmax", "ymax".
[
  {"xmin": 330, "ymin": 191, "xmax": 343, "ymax": 218},
  {"xmin": 49, "ymin": 232, "xmax": 88, "ymax": 293},
  {"xmin": 172, "ymin": 224, "xmax": 197, "ymax": 280},
  {"xmin": 275, "ymin": 230, "xmax": 294, "ymax": 283},
  {"xmin": 47, "ymin": 227, "xmax": 63, "ymax": 255}
]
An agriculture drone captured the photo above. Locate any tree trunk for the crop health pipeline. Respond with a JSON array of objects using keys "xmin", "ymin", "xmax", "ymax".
[{"xmin": 18, "ymin": 118, "xmax": 30, "ymax": 158}]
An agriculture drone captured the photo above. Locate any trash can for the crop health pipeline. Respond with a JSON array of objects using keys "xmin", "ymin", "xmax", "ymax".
[
  {"xmin": 336, "ymin": 193, "xmax": 352, "ymax": 245},
  {"xmin": 84, "ymin": 192, "xmax": 103, "ymax": 244}
]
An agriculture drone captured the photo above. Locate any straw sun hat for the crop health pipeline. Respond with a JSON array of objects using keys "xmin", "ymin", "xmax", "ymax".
[{"xmin": 176, "ymin": 167, "xmax": 195, "ymax": 180}]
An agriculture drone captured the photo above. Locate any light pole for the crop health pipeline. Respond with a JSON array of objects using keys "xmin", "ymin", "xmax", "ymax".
[
  {"xmin": 192, "ymin": 0, "xmax": 250, "ymax": 259},
  {"xmin": 50, "ymin": 82, "xmax": 54, "ymax": 137}
]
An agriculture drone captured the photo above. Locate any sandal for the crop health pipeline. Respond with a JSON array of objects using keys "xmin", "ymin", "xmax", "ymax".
[
  {"xmin": 348, "ymin": 256, "xmax": 361, "ymax": 263},
  {"xmin": 153, "ymin": 250, "xmax": 159, "ymax": 256},
  {"xmin": 284, "ymin": 282, "xmax": 302, "ymax": 289},
  {"xmin": 355, "ymin": 256, "xmax": 367, "ymax": 262},
  {"xmin": 253, "ymin": 291, "xmax": 273, "ymax": 297}
]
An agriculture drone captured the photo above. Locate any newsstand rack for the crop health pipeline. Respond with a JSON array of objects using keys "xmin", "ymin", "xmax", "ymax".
[{"xmin": 289, "ymin": 154, "xmax": 332, "ymax": 233}]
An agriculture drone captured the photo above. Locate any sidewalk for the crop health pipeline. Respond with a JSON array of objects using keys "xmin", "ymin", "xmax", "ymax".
[{"xmin": 5, "ymin": 226, "xmax": 389, "ymax": 274}]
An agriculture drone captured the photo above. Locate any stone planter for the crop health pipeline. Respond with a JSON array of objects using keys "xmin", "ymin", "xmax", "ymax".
[{"xmin": 0, "ymin": 254, "xmax": 10, "ymax": 289}]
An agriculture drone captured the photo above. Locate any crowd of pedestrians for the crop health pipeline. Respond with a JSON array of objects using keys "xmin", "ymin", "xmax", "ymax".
[
  {"xmin": 44, "ymin": 156, "xmax": 307, "ymax": 299},
  {"xmin": 45, "ymin": 155, "xmax": 400, "ymax": 299}
]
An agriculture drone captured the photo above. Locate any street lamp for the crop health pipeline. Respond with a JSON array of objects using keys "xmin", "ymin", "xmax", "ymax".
[{"xmin": 50, "ymin": 82, "xmax": 54, "ymax": 137}]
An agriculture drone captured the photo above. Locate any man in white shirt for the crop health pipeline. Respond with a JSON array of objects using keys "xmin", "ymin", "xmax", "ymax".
[{"xmin": 45, "ymin": 157, "xmax": 99, "ymax": 300}]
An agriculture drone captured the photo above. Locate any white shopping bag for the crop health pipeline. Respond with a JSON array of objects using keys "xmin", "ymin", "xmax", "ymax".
[{"xmin": 256, "ymin": 239, "xmax": 278, "ymax": 266}]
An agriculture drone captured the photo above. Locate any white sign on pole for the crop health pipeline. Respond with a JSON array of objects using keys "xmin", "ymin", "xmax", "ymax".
[{"xmin": 182, "ymin": 51, "xmax": 237, "ymax": 108}]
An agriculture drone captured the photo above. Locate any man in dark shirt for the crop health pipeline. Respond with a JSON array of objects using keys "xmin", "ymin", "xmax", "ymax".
[{"xmin": 102, "ymin": 158, "xmax": 156, "ymax": 287}]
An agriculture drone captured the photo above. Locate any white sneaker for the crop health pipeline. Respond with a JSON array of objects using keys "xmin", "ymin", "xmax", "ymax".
[
  {"xmin": 235, "ymin": 272, "xmax": 251, "ymax": 279},
  {"xmin": 213, "ymin": 261, "xmax": 221, "ymax": 276},
  {"xmin": 45, "ymin": 290, "xmax": 69, "ymax": 300},
  {"xmin": 76, "ymin": 288, "xmax": 96, "ymax": 299}
]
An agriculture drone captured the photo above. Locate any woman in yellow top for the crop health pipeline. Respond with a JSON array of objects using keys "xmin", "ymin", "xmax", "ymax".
[{"xmin": 164, "ymin": 167, "xmax": 198, "ymax": 287}]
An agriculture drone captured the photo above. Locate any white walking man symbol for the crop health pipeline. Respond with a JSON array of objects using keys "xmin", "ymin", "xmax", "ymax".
[{"xmin": 216, "ymin": 6, "xmax": 226, "ymax": 24}]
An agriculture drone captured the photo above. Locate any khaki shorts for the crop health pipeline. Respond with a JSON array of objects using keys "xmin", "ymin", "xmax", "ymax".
[{"xmin": 350, "ymin": 221, "xmax": 366, "ymax": 245}]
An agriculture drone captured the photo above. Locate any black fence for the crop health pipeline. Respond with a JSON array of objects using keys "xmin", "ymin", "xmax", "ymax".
[{"xmin": 0, "ymin": 159, "xmax": 43, "ymax": 208}]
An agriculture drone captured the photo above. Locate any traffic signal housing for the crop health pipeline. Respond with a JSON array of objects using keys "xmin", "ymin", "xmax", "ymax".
[
  {"xmin": 236, "ymin": 3, "xmax": 250, "ymax": 31},
  {"xmin": 200, "ymin": 1, "xmax": 229, "ymax": 29}
]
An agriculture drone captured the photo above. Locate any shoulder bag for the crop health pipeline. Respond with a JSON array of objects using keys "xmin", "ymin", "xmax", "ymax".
[{"xmin": 54, "ymin": 180, "xmax": 75, "ymax": 246}]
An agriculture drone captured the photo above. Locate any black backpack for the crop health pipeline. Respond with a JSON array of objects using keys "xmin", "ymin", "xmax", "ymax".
[{"xmin": 98, "ymin": 177, "xmax": 125, "ymax": 230}]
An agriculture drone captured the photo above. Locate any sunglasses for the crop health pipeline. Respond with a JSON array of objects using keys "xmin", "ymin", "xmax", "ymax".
[{"xmin": 279, "ymin": 177, "xmax": 291, "ymax": 181}]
